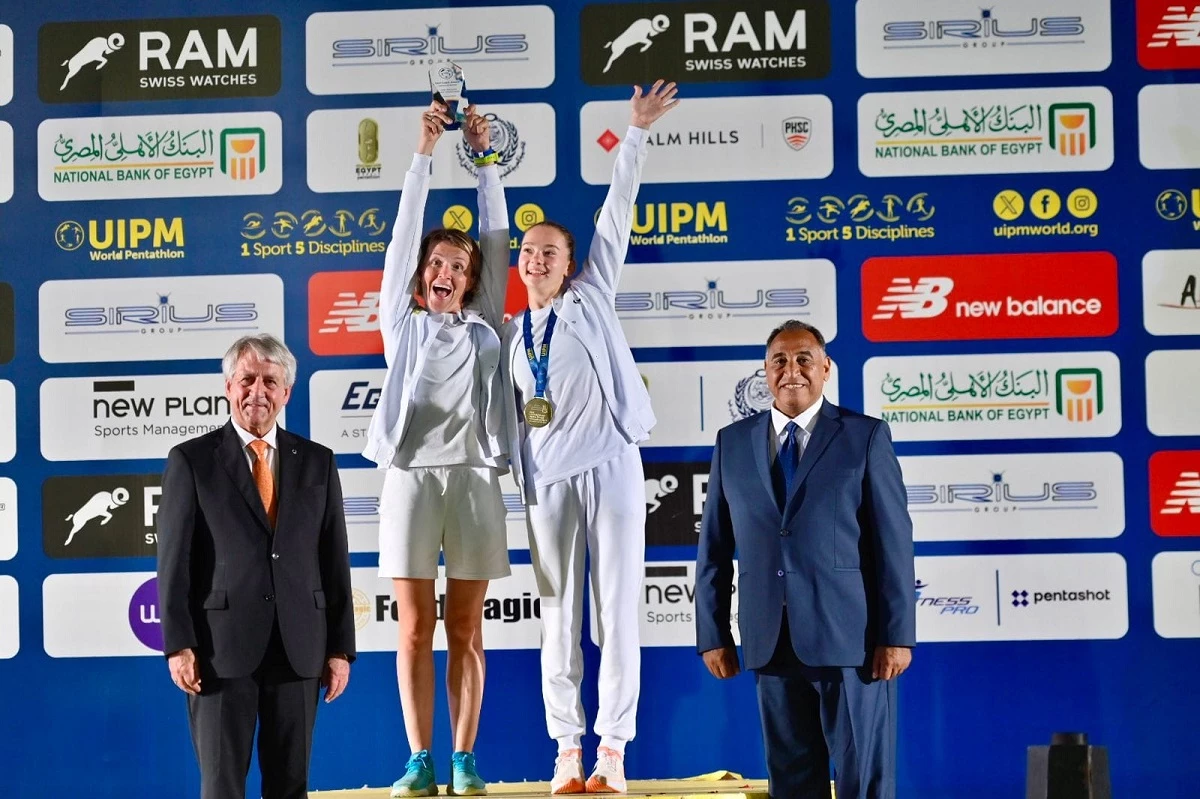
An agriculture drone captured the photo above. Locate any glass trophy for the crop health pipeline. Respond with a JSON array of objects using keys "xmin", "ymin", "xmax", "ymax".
[{"xmin": 429, "ymin": 63, "xmax": 468, "ymax": 131}]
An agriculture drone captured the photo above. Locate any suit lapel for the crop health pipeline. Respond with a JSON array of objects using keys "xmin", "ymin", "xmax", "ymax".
[
  {"xmin": 750, "ymin": 412, "xmax": 777, "ymax": 508},
  {"xmin": 216, "ymin": 421, "xmax": 273, "ymax": 535},
  {"xmin": 275, "ymin": 428, "xmax": 303, "ymax": 533},
  {"xmin": 783, "ymin": 401, "xmax": 843, "ymax": 515}
]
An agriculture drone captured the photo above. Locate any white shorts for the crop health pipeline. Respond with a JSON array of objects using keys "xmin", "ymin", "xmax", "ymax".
[{"xmin": 378, "ymin": 465, "xmax": 511, "ymax": 580}]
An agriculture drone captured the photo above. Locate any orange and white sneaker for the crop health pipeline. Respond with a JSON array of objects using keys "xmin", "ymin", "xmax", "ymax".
[
  {"xmin": 550, "ymin": 748, "xmax": 586, "ymax": 795},
  {"xmin": 585, "ymin": 747, "xmax": 626, "ymax": 794}
]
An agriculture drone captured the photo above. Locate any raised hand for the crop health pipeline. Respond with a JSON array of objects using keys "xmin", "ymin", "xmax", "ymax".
[
  {"xmin": 417, "ymin": 101, "xmax": 454, "ymax": 156},
  {"xmin": 462, "ymin": 104, "xmax": 492, "ymax": 153},
  {"xmin": 630, "ymin": 80, "xmax": 679, "ymax": 130}
]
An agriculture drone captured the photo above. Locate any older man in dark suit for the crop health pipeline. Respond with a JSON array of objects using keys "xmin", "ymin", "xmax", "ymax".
[
  {"xmin": 695, "ymin": 320, "xmax": 915, "ymax": 799},
  {"xmin": 157, "ymin": 333, "xmax": 355, "ymax": 799}
]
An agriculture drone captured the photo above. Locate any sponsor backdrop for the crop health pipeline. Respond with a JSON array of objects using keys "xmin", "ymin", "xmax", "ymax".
[{"xmin": 0, "ymin": 1, "xmax": 1196, "ymax": 797}]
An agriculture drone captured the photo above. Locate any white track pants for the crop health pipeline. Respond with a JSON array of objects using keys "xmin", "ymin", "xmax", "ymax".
[{"xmin": 526, "ymin": 445, "xmax": 645, "ymax": 750}]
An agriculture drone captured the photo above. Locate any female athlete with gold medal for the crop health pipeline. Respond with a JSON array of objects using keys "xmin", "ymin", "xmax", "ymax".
[{"xmin": 500, "ymin": 80, "xmax": 680, "ymax": 795}]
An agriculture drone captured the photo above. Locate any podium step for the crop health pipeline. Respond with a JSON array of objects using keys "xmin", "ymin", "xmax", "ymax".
[{"xmin": 312, "ymin": 778, "xmax": 771, "ymax": 798}]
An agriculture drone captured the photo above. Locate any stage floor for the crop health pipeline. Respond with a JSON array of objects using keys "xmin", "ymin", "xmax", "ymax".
[{"xmin": 313, "ymin": 777, "xmax": 771, "ymax": 798}]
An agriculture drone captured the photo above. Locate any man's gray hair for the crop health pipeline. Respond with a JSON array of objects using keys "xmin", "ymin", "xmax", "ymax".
[
  {"xmin": 222, "ymin": 334, "xmax": 297, "ymax": 387},
  {"xmin": 766, "ymin": 320, "xmax": 826, "ymax": 352}
]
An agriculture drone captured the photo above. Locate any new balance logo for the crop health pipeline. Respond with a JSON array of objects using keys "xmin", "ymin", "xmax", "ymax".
[
  {"xmin": 872, "ymin": 277, "xmax": 953, "ymax": 320},
  {"xmin": 1148, "ymin": 6, "xmax": 1200, "ymax": 47},
  {"xmin": 319, "ymin": 291, "xmax": 379, "ymax": 334},
  {"xmin": 1160, "ymin": 470, "xmax": 1200, "ymax": 514}
]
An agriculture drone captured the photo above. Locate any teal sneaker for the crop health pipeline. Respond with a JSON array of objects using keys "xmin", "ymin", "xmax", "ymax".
[
  {"xmin": 391, "ymin": 750, "xmax": 438, "ymax": 797},
  {"xmin": 446, "ymin": 751, "xmax": 487, "ymax": 796}
]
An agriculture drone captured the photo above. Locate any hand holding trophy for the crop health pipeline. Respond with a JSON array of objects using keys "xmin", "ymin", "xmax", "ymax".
[{"xmin": 416, "ymin": 101, "xmax": 453, "ymax": 156}]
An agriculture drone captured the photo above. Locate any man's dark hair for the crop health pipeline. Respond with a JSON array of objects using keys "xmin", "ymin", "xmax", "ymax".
[{"xmin": 766, "ymin": 320, "xmax": 826, "ymax": 352}]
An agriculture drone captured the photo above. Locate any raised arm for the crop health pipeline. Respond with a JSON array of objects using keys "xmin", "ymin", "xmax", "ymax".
[
  {"xmin": 577, "ymin": 80, "xmax": 678, "ymax": 296},
  {"xmin": 378, "ymin": 103, "xmax": 453, "ymax": 365},
  {"xmin": 463, "ymin": 106, "xmax": 510, "ymax": 328}
]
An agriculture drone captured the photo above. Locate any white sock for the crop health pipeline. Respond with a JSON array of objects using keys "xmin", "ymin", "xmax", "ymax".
[{"xmin": 598, "ymin": 737, "xmax": 626, "ymax": 756}]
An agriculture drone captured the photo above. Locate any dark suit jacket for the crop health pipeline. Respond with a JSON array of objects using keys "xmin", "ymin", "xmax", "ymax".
[
  {"xmin": 157, "ymin": 421, "xmax": 356, "ymax": 679},
  {"xmin": 695, "ymin": 401, "xmax": 915, "ymax": 670}
]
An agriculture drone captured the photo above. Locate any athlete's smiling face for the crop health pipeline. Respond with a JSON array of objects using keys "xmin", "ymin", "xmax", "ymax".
[
  {"xmin": 421, "ymin": 241, "xmax": 472, "ymax": 314},
  {"xmin": 518, "ymin": 224, "xmax": 572, "ymax": 296}
]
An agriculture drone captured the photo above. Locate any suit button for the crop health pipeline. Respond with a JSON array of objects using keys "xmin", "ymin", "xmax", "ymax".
[
  {"xmin": 271, "ymin": 553, "xmax": 279, "ymax": 560},
  {"xmin": 780, "ymin": 529, "xmax": 788, "ymax": 536},
  {"xmin": 777, "ymin": 570, "xmax": 784, "ymax": 577},
  {"xmin": 264, "ymin": 594, "xmax": 275, "ymax": 601}
]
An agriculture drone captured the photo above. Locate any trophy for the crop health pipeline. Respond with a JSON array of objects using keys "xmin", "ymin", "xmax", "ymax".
[{"xmin": 429, "ymin": 62, "xmax": 468, "ymax": 131}]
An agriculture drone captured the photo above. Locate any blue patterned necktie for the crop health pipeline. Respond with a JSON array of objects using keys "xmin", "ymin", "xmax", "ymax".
[{"xmin": 780, "ymin": 421, "xmax": 800, "ymax": 496}]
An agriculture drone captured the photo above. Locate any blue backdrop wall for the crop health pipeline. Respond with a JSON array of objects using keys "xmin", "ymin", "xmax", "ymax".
[{"xmin": 0, "ymin": 1, "xmax": 1198, "ymax": 797}]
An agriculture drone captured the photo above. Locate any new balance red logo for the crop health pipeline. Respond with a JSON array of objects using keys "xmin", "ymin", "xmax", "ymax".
[
  {"xmin": 319, "ymin": 291, "xmax": 380, "ymax": 334},
  {"xmin": 1147, "ymin": 5, "xmax": 1200, "ymax": 47},
  {"xmin": 872, "ymin": 277, "xmax": 952, "ymax": 320},
  {"xmin": 1139, "ymin": 3, "xmax": 1200, "ymax": 68},
  {"xmin": 308, "ymin": 270, "xmax": 384, "ymax": 355},
  {"xmin": 1150, "ymin": 451, "xmax": 1200, "ymax": 535},
  {"xmin": 1160, "ymin": 471, "xmax": 1200, "ymax": 514}
]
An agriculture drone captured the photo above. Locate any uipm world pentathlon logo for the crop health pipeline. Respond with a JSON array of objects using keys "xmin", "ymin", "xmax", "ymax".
[{"xmin": 220, "ymin": 127, "xmax": 266, "ymax": 180}]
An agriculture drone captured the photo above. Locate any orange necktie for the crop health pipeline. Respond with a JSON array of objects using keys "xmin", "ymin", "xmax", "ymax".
[{"xmin": 249, "ymin": 439, "xmax": 277, "ymax": 527}]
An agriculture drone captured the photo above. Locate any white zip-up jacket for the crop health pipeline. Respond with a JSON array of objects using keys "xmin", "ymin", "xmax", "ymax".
[
  {"xmin": 501, "ymin": 126, "xmax": 655, "ymax": 502},
  {"xmin": 362, "ymin": 153, "xmax": 510, "ymax": 470}
]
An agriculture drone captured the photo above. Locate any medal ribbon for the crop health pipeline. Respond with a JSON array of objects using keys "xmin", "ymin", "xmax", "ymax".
[{"xmin": 523, "ymin": 308, "xmax": 558, "ymax": 400}]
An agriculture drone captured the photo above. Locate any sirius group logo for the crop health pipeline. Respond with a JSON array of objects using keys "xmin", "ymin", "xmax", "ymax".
[
  {"xmin": 38, "ymin": 275, "xmax": 284, "ymax": 364},
  {"xmin": 856, "ymin": 0, "xmax": 1111, "ymax": 78},
  {"xmin": 902, "ymin": 452, "xmax": 1124, "ymax": 542},
  {"xmin": 1138, "ymin": 2, "xmax": 1200, "ymax": 70},
  {"xmin": 305, "ymin": 6, "xmax": 556, "ymax": 95}
]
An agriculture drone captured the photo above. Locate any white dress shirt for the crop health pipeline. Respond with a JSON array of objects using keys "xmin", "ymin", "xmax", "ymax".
[
  {"xmin": 768, "ymin": 397, "xmax": 825, "ymax": 464},
  {"xmin": 231, "ymin": 418, "xmax": 279, "ymax": 486}
]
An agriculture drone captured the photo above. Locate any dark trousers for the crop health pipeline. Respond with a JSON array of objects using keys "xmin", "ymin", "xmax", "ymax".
[
  {"xmin": 754, "ymin": 615, "xmax": 897, "ymax": 799},
  {"xmin": 187, "ymin": 619, "xmax": 320, "ymax": 799}
]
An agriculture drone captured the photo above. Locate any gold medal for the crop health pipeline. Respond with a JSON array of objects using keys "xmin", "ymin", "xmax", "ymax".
[{"xmin": 524, "ymin": 397, "xmax": 553, "ymax": 428}]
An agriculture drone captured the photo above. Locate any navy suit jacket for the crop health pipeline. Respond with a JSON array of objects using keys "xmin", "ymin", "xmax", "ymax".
[{"xmin": 695, "ymin": 401, "xmax": 915, "ymax": 670}]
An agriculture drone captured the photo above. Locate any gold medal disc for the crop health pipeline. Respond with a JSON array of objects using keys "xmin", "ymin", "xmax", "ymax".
[{"xmin": 524, "ymin": 398, "xmax": 553, "ymax": 428}]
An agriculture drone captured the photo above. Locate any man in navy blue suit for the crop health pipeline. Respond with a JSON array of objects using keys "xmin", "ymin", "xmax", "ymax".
[{"xmin": 695, "ymin": 320, "xmax": 915, "ymax": 799}]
